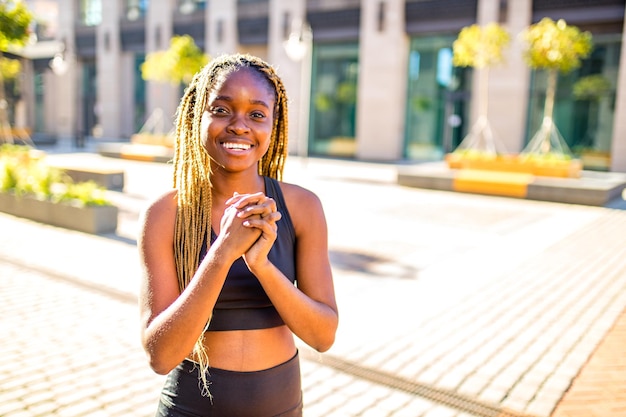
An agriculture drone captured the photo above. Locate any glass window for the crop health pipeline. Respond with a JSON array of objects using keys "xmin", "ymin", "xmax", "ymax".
[
  {"xmin": 34, "ymin": 72, "xmax": 45, "ymax": 132},
  {"xmin": 178, "ymin": 0, "xmax": 206, "ymax": 14},
  {"xmin": 81, "ymin": 61, "xmax": 98, "ymax": 137},
  {"xmin": 309, "ymin": 43, "xmax": 359, "ymax": 157},
  {"xmin": 134, "ymin": 54, "xmax": 146, "ymax": 133},
  {"xmin": 79, "ymin": 0, "xmax": 102, "ymax": 26},
  {"xmin": 404, "ymin": 36, "xmax": 472, "ymax": 160},
  {"xmin": 525, "ymin": 34, "xmax": 621, "ymax": 171},
  {"xmin": 126, "ymin": 0, "xmax": 149, "ymax": 21}
]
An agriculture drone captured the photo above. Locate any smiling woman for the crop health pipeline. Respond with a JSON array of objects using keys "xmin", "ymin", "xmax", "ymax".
[
  {"xmin": 199, "ymin": 67, "xmax": 275, "ymax": 171},
  {"xmin": 138, "ymin": 54, "xmax": 338, "ymax": 417}
]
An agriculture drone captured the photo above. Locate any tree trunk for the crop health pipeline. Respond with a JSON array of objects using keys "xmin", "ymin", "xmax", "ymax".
[
  {"xmin": 0, "ymin": 51, "xmax": 14, "ymax": 144},
  {"xmin": 543, "ymin": 69, "xmax": 557, "ymax": 123}
]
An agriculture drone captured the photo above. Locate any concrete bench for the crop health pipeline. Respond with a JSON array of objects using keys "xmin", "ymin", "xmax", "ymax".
[
  {"xmin": 49, "ymin": 164, "xmax": 125, "ymax": 191},
  {"xmin": 397, "ymin": 162, "xmax": 626, "ymax": 207}
]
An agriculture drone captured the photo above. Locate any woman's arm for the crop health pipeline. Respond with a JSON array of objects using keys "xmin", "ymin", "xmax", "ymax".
[
  {"xmin": 138, "ymin": 190, "xmax": 261, "ymax": 374},
  {"xmin": 245, "ymin": 184, "xmax": 339, "ymax": 352}
]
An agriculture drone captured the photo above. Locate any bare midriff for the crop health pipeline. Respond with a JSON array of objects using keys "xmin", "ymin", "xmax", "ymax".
[{"xmin": 188, "ymin": 325, "xmax": 296, "ymax": 372}]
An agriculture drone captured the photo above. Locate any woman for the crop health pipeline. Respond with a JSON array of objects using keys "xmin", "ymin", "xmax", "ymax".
[{"xmin": 138, "ymin": 53, "xmax": 338, "ymax": 416}]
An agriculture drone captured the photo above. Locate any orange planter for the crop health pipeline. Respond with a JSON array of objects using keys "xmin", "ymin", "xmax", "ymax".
[{"xmin": 445, "ymin": 153, "xmax": 582, "ymax": 178}]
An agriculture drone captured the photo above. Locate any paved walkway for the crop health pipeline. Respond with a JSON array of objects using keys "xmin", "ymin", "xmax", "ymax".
[{"xmin": 1, "ymin": 148, "xmax": 625, "ymax": 416}]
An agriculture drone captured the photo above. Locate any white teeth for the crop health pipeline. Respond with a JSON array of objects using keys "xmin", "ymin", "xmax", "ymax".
[{"xmin": 222, "ymin": 142, "xmax": 251, "ymax": 150}]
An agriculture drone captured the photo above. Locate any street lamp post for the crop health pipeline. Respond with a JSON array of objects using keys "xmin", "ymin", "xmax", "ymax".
[
  {"xmin": 283, "ymin": 18, "xmax": 312, "ymax": 160},
  {"xmin": 49, "ymin": 40, "xmax": 83, "ymax": 148}
]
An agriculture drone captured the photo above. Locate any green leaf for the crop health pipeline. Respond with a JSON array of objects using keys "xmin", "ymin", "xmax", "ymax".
[
  {"xmin": 0, "ymin": 56, "xmax": 20, "ymax": 80},
  {"xmin": 0, "ymin": 0, "xmax": 33, "ymax": 51},
  {"xmin": 141, "ymin": 35, "xmax": 209, "ymax": 86},
  {"xmin": 452, "ymin": 23, "xmax": 511, "ymax": 69},
  {"xmin": 521, "ymin": 18, "xmax": 592, "ymax": 73}
]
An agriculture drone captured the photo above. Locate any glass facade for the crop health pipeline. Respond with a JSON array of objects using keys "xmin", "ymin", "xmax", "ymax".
[
  {"xmin": 525, "ymin": 34, "xmax": 621, "ymax": 171},
  {"xmin": 81, "ymin": 61, "xmax": 98, "ymax": 137},
  {"xmin": 178, "ymin": 0, "xmax": 206, "ymax": 14},
  {"xmin": 404, "ymin": 36, "xmax": 472, "ymax": 160},
  {"xmin": 309, "ymin": 43, "xmax": 359, "ymax": 157},
  {"xmin": 79, "ymin": 0, "xmax": 102, "ymax": 26},
  {"xmin": 34, "ymin": 72, "xmax": 45, "ymax": 133},
  {"xmin": 134, "ymin": 54, "xmax": 146, "ymax": 133},
  {"xmin": 126, "ymin": 0, "xmax": 149, "ymax": 21}
]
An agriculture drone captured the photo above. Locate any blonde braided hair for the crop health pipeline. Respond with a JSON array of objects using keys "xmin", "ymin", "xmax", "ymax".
[{"xmin": 171, "ymin": 53, "xmax": 289, "ymax": 394}]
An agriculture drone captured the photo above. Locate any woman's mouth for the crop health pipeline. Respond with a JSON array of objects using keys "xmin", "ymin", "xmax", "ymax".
[{"xmin": 221, "ymin": 142, "xmax": 252, "ymax": 151}]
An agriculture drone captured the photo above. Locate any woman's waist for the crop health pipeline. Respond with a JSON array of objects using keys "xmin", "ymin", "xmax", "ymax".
[{"xmin": 190, "ymin": 325, "xmax": 296, "ymax": 372}]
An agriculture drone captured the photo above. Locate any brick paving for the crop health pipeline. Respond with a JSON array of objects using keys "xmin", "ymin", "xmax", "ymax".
[
  {"xmin": 1, "ymin": 150, "xmax": 626, "ymax": 416},
  {"xmin": 551, "ymin": 306, "xmax": 626, "ymax": 417}
]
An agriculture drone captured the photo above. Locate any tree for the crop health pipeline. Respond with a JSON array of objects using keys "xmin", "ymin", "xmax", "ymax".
[
  {"xmin": 137, "ymin": 35, "xmax": 209, "ymax": 139},
  {"xmin": 521, "ymin": 18, "xmax": 592, "ymax": 158},
  {"xmin": 0, "ymin": 0, "xmax": 33, "ymax": 143},
  {"xmin": 141, "ymin": 35, "xmax": 209, "ymax": 86},
  {"xmin": 452, "ymin": 23, "xmax": 510, "ymax": 156}
]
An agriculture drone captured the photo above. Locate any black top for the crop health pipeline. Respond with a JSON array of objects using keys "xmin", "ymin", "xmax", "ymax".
[{"xmin": 203, "ymin": 176, "xmax": 296, "ymax": 331}]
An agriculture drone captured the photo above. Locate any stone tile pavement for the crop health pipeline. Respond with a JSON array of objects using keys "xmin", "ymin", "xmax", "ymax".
[{"xmin": 1, "ymin": 150, "xmax": 626, "ymax": 416}]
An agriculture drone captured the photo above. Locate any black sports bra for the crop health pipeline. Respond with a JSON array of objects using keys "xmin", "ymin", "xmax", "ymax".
[{"xmin": 202, "ymin": 177, "xmax": 296, "ymax": 331}]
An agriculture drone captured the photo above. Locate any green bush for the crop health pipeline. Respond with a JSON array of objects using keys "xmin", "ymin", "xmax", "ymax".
[{"xmin": 0, "ymin": 144, "xmax": 113, "ymax": 206}]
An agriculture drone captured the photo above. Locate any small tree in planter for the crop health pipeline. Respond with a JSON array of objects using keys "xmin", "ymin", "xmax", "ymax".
[
  {"xmin": 521, "ymin": 18, "xmax": 592, "ymax": 161},
  {"xmin": 138, "ymin": 35, "xmax": 209, "ymax": 147},
  {"xmin": 0, "ymin": 0, "xmax": 33, "ymax": 144},
  {"xmin": 451, "ymin": 22, "xmax": 510, "ymax": 161}
]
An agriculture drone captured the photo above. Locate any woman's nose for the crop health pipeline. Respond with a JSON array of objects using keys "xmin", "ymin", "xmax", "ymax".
[{"xmin": 227, "ymin": 114, "xmax": 250, "ymax": 135}]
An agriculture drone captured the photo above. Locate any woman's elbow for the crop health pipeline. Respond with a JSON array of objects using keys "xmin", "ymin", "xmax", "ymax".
[
  {"xmin": 313, "ymin": 318, "xmax": 338, "ymax": 352},
  {"xmin": 147, "ymin": 353, "xmax": 177, "ymax": 375},
  {"xmin": 142, "ymin": 338, "xmax": 178, "ymax": 375},
  {"xmin": 314, "ymin": 335, "xmax": 335, "ymax": 353}
]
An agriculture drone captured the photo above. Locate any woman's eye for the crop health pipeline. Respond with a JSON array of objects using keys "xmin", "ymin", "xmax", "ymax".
[
  {"xmin": 251, "ymin": 111, "xmax": 266, "ymax": 119},
  {"xmin": 210, "ymin": 106, "xmax": 228, "ymax": 115}
]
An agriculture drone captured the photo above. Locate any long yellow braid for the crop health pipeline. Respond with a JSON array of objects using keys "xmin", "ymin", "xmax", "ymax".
[{"xmin": 171, "ymin": 53, "xmax": 290, "ymax": 395}]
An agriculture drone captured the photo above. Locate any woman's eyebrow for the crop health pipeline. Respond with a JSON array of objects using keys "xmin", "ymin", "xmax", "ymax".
[
  {"xmin": 249, "ymin": 99, "xmax": 271, "ymax": 109},
  {"xmin": 212, "ymin": 95, "xmax": 271, "ymax": 109}
]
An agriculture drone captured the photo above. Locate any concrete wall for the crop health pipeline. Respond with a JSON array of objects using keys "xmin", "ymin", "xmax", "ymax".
[
  {"xmin": 474, "ymin": 0, "xmax": 532, "ymax": 154},
  {"xmin": 268, "ymin": 0, "xmax": 309, "ymax": 156},
  {"xmin": 145, "ymin": 0, "xmax": 177, "ymax": 134},
  {"xmin": 96, "ymin": 0, "xmax": 122, "ymax": 140},
  {"xmin": 51, "ymin": 0, "xmax": 77, "ymax": 142},
  {"xmin": 207, "ymin": 0, "xmax": 238, "ymax": 56},
  {"xmin": 356, "ymin": 0, "xmax": 409, "ymax": 160}
]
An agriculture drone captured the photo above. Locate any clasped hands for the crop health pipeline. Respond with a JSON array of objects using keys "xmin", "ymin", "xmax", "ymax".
[{"xmin": 219, "ymin": 191, "xmax": 282, "ymax": 268}]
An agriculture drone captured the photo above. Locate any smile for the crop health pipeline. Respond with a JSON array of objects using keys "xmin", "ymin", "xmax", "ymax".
[{"xmin": 221, "ymin": 142, "xmax": 252, "ymax": 151}]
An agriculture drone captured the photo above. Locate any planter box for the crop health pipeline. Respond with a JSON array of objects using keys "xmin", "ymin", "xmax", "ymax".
[
  {"xmin": 445, "ymin": 153, "xmax": 582, "ymax": 178},
  {"xmin": 0, "ymin": 192, "xmax": 118, "ymax": 234},
  {"xmin": 46, "ymin": 164, "xmax": 125, "ymax": 191},
  {"xmin": 131, "ymin": 133, "xmax": 174, "ymax": 148},
  {"xmin": 580, "ymin": 150, "xmax": 610, "ymax": 171}
]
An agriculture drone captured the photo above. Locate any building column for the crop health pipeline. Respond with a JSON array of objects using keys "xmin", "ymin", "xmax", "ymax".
[
  {"xmin": 475, "ymin": 0, "xmax": 532, "ymax": 154},
  {"xmin": 268, "ymin": 0, "xmax": 308, "ymax": 156},
  {"xmin": 206, "ymin": 0, "xmax": 238, "ymax": 56},
  {"xmin": 96, "ymin": 1, "xmax": 122, "ymax": 140},
  {"xmin": 51, "ymin": 0, "xmax": 77, "ymax": 143},
  {"xmin": 146, "ymin": 1, "xmax": 177, "ymax": 134},
  {"xmin": 356, "ymin": 0, "xmax": 409, "ymax": 160},
  {"xmin": 610, "ymin": 4, "xmax": 626, "ymax": 173}
]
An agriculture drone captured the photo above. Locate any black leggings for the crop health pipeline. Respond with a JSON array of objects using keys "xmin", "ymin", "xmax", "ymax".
[{"xmin": 155, "ymin": 351, "xmax": 302, "ymax": 417}]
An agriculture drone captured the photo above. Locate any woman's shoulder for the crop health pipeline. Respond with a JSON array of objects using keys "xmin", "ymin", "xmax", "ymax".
[
  {"xmin": 277, "ymin": 181, "xmax": 325, "ymax": 223},
  {"xmin": 146, "ymin": 188, "xmax": 177, "ymax": 209},
  {"xmin": 277, "ymin": 181, "xmax": 320, "ymax": 206},
  {"xmin": 141, "ymin": 189, "xmax": 178, "ymax": 224}
]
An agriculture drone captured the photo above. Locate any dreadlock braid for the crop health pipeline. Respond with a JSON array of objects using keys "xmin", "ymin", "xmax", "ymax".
[{"xmin": 171, "ymin": 53, "xmax": 290, "ymax": 395}]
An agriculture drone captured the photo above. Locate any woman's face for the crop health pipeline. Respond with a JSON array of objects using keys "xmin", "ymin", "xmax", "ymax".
[{"xmin": 200, "ymin": 67, "xmax": 275, "ymax": 174}]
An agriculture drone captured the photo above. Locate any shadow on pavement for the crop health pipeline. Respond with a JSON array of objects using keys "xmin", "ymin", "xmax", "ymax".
[{"xmin": 329, "ymin": 249, "xmax": 418, "ymax": 279}]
